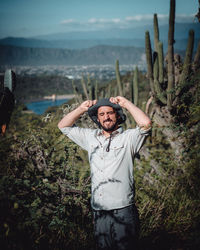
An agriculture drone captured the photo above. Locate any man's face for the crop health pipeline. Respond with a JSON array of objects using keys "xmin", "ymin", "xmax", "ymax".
[{"xmin": 97, "ymin": 106, "xmax": 118, "ymax": 132}]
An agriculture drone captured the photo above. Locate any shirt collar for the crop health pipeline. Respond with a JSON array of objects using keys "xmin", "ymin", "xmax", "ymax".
[{"xmin": 97, "ymin": 126, "xmax": 123, "ymax": 137}]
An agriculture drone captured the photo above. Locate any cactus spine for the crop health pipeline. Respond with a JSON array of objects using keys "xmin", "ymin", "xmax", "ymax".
[
  {"xmin": 167, "ymin": 0, "xmax": 175, "ymax": 109},
  {"xmin": 115, "ymin": 60, "xmax": 123, "ymax": 96}
]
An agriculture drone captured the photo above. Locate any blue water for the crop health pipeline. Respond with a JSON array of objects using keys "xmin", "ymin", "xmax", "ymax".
[{"xmin": 26, "ymin": 99, "xmax": 68, "ymax": 115}]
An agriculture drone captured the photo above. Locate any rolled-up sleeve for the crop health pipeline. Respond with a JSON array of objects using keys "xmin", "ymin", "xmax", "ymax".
[
  {"xmin": 129, "ymin": 126, "xmax": 151, "ymax": 154},
  {"xmin": 59, "ymin": 126, "xmax": 92, "ymax": 151}
]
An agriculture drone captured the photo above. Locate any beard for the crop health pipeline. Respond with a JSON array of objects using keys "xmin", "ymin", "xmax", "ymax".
[{"xmin": 99, "ymin": 119, "xmax": 118, "ymax": 132}]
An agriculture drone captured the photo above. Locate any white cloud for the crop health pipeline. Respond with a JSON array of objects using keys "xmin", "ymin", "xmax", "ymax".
[
  {"xmin": 60, "ymin": 19, "xmax": 77, "ymax": 24},
  {"xmin": 126, "ymin": 14, "xmax": 154, "ymax": 21},
  {"xmin": 88, "ymin": 18, "xmax": 121, "ymax": 24},
  {"xmin": 111, "ymin": 18, "xmax": 121, "ymax": 23},
  {"xmin": 88, "ymin": 18, "xmax": 98, "ymax": 24},
  {"xmin": 176, "ymin": 13, "xmax": 195, "ymax": 22},
  {"xmin": 60, "ymin": 14, "xmax": 195, "ymax": 31},
  {"xmin": 60, "ymin": 17, "xmax": 124, "ymax": 31}
]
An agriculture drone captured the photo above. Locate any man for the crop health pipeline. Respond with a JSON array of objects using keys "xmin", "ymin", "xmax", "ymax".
[{"xmin": 58, "ymin": 96, "xmax": 151, "ymax": 250}]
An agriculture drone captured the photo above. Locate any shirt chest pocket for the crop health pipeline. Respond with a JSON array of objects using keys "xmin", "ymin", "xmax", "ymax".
[{"xmin": 109, "ymin": 144, "xmax": 124, "ymax": 157}]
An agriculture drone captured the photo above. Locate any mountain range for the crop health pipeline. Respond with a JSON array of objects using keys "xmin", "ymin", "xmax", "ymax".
[
  {"xmin": 0, "ymin": 45, "xmax": 146, "ymax": 66},
  {"xmin": 0, "ymin": 23, "xmax": 199, "ymax": 50},
  {"xmin": 0, "ymin": 22, "xmax": 199, "ymax": 66}
]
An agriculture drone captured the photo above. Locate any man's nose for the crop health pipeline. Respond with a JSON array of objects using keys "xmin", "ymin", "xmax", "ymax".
[{"xmin": 105, "ymin": 113, "xmax": 110, "ymax": 119}]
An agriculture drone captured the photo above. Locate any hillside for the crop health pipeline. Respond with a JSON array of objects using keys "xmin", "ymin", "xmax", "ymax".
[
  {"xmin": 0, "ymin": 65, "xmax": 200, "ymax": 249},
  {"xmin": 0, "ymin": 44, "xmax": 145, "ymax": 66}
]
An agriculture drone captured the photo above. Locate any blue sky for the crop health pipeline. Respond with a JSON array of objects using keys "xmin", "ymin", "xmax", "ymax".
[{"xmin": 0, "ymin": 0, "xmax": 199, "ymax": 38}]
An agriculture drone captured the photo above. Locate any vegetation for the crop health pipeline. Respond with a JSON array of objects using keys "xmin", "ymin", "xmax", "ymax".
[
  {"xmin": 14, "ymin": 75, "xmax": 76, "ymax": 102},
  {"xmin": 1, "ymin": 62, "xmax": 200, "ymax": 249},
  {"xmin": 0, "ymin": 104, "xmax": 94, "ymax": 250}
]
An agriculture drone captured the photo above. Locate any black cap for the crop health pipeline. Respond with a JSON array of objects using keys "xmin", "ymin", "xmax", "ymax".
[{"xmin": 88, "ymin": 98, "xmax": 126, "ymax": 126}]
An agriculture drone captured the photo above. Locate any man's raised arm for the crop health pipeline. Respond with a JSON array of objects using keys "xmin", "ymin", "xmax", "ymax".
[
  {"xmin": 110, "ymin": 96, "xmax": 151, "ymax": 130},
  {"xmin": 58, "ymin": 100, "xmax": 97, "ymax": 129}
]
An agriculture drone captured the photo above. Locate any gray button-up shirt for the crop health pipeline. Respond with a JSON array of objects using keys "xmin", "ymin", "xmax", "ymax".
[{"xmin": 60, "ymin": 126, "xmax": 150, "ymax": 210}]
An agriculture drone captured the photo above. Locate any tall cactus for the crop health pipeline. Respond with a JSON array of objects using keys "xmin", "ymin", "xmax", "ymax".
[
  {"xmin": 72, "ymin": 80, "xmax": 81, "ymax": 103},
  {"xmin": 153, "ymin": 14, "xmax": 159, "ymax": 52},
  {"xmin": 95, "ymin": 80, "xmax": 99, "ymax": 100},
  {"xmin": 167, "ymin": 0, "xmax": 176, "ymax": 109},
  {"xmin": 87, "ymin": 74, "xmax": 93, "ymax": 100},
  {"xmin": 104, "ymin": 84, "xmax": 111, "ymax": 99},
  {"xmin": 107, "ymin": 84, "xmax": 112, "ymax": 98},
  {"xmin": 81, "ymin": 75, "xmax": 89, "ymax": 100},
  {"xmin": 115, "ymin": 60, "xmax": 123, "ymax": 96},
  {"xmin": 158, "ymin": 42, "xmax": 164, "ymax": 84},
  {"xmin": 99, "ymin": 89, "xmax": 105, "ymax": 99},
  {"xmin": 153, "ymin": 53, "xmax": 167, "ymax": 104},
  {"xmin": 133, "ymin": 67, "xmax": 139, "ymax": 106},
  {"xmin": 179, "ymin": 29, "xmax": 194, "ymax": 86},
  {"xmin": 145, "ymin": 30, "xmax": 166, "ymax": 104},
  {"xmin": 114, "ymin": 84, "xmax": 118, "ymax": 97},
  {"xmin": 146, "ymin": 0, "xmax": 198, "ymax": 110},
  {"xmin": 145, "ymin": 31, "xmax": 155, "ymax": 95},
  {"xmin": 193, "ymin": 41, "xmax": 200, "ymax": 71},
  {"xmin": 153, "ymin": 15, "xmax": 166, "ymax": 104}
]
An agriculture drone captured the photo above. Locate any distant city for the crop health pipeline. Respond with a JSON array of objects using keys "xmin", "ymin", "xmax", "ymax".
[{"xmin": 11, "ymin": 64, "xmax": 146, "ymax": 80}]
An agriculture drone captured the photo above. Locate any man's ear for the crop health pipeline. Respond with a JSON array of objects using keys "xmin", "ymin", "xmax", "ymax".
[{"xmin": 116, "ymin": 114, "xmax": 120, "ymax": 123}]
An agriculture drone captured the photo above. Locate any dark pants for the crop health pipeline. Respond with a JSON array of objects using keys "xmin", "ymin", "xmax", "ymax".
[{"xmin": 93, "ymin": 204, "xmax": 140, "ymax": 250}]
